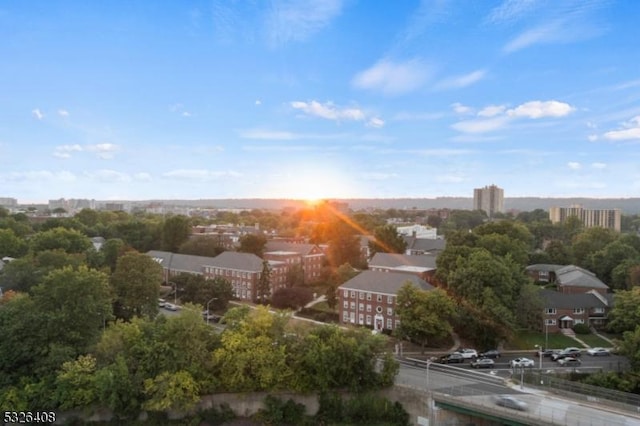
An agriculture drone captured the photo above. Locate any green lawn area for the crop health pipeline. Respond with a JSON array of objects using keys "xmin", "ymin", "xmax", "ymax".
[
  {"xmin": 576, "ymin": 333, "xmax": 614, "ymax": 348},
  {"xmin": 506, "ymin": 331, "xmax": 585, "ymax": 350},
  {"xmin": 308, "ymin": 301, "xmax": 335, "ymax": 312}
]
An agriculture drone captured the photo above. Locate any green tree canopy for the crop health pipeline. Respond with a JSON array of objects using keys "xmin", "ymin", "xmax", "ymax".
[
  {"xmin": 368, "ymin": 224, "xmax": 407, "ymax": 258},
  {"xmin": 238, "ymin": 233, "xmax": 268, "ymax": 257},
  {"xmin": 30, "ymin": 227, "xmax": 92, "ymax": 254},
  {"xmin": 162, "ymin": 215, "xmax": 191, "ymax": 252},
  {"xmin": 111, "ymin": 252, "xmax": 163, "ymax": 320}
]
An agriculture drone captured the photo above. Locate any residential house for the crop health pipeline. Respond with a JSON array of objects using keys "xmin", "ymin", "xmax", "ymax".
[
  {"xmin": 147, "ymin": 250, "xmax": 287, "ymax": 302},
  {"xmin": 338, "ymin": 270, "xmax": 434, "ymax": 331},
  {"xmin": 203, "ymin": 251, "xmax": 287, "ymax": 302},
  {"xmin": 264, "ymin": 241, "xmax": 326, "ymax": 284},
  {"xmin": 402, "ymin": 236, "xmax": 446, "ymax": 256},
  {"xmin": 525, "ymin": 264, "xmax": 564, "ymax": 283},
  {"xmin": 555, "ymin": 265, "xmax": 609, "ymax": 296},
  {"xmin": 540, "ymin": 289, "xmax": 612, "ymax": 332},
  {"xmin": 368, "ymin": 252, "xmax": 437, "ymax": 282}
]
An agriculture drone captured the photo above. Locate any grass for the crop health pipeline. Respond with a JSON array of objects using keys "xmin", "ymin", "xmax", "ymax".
[
  {"xmin": 506, "ymin": 331, "xmax": 585, "ymax": 350},
  {"xmin": 576, "ymin": 333, "xmax": 614, "ymax": 348}
]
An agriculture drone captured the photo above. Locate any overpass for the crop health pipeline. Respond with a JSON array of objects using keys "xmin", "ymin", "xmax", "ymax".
[{"xmin": 397, "ymin": 359, "xmax": 640, "ymax": 425}]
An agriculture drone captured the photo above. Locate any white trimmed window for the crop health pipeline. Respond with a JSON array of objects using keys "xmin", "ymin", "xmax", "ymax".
[{"xmin": 545, "ymin": 308, "xmax": 556, "ymax": 315}]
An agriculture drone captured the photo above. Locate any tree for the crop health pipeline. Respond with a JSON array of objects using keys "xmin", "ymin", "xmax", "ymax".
[
  {"xmin": 572, "ymin": 227, "xmax": 617, "ymax": 267},
  {"xmin": 111, "ymin": 252, "xmax": 163, "ymax": 320},
  {"xmin": 368, "ymin": 224, "xmax": 407, "ymax": 258},
  {"xmin": 0, "ymin": 256, "xmax": 43, "ymax": 293},
  {"xmin": 544, "ymin": 240, "xmax": 574, "ymax": 265},
  {"xmin": 54, "ymin": 355, "xmax": 99, "ymax": 410},
  {"xmin": 75, "ymin": 208, "xmax": 100, "ymax": 228},
  {"xmin": 607, "ymin": 288, "xmax": 640, "ymax": 334},
  {"xmin": 0, "ymin": 228, "xmax": 28, "ymax": 258},
  {"xmin": 256, "ymin": 260, "xmax": 272, "ymax": 303},
  {"xmin": 326, "ymin": 220, "xmax": 363, "ymax": 268},
  {"xmin": 285, "ymin": 263, "xmax": 305, "ymax": 288},
  {"xmin": 178, "ymin": 236, "xmax": 225, "ymax": 258},
  {"xmin": 586, "ymin": 241, "xmax": 640, "ymax": 286},
  {"xmin": 171, "ymin": 273, "xmax": 232, "ymax": 310},
  {"xmin": 271, "ymin": 287, "xmax": 314, "ymax": 310},
  {"xmin": 30, "ymin": 227, "xmax": 92, "ymax": 254},
  {"xmin": 143, "ymin": 370, "xmax": 200, "ymax": 412},
  {"xmin": 162, "ymin": 215, "xmax": 191, "ymax": 252},
  {"xmin": 238, "ymin": 234, "xmax": 267, "ymax": 257},
  {"xmin": 515, "ymin": 283, "xmax": 544, "ymax": 330},
  {"xmin": 617, "ymin": 326, "xmax": 640, "ymax": 371},
  {"xmin": 395, "ymin": 285, "xmax": 455, "ymax": 351}
]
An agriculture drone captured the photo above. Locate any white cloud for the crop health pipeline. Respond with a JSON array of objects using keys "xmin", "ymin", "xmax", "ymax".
[
  {"xmin": 266, "ymin": 0, "xmax": 344, "ymax": 46},
  {"xmin": 163, "ymin": 169, "xmax": 242, "ymax": 180},
  {"xmin": 32, "ymin": 108, "xmax": 44, "ymax": 120},
  {"xmin": 255, "ymin": 99, "xmax": 262, "ymax": 106},
  {"xmin": 86, "ymin": 143, "xmax": 119, "ymax": 159},
  {"xmin": 504, "ymin": 21, "xmax": 564, "ymax": 53},
  {"xmin": 58, "ymin": 109, "xmax": 69, "ymax": 117},
  {"xmin": 487, "ymin": 0, "xmax": 539, "ymax": 24},
  {"xmin": 352, "ymin": 59, "xmax": 430, "ymax": 95},
  {"xmin": 478, "ymin": 105, "xmax": 507, "ymax": 117},
  {"xmin": 603, "ymin": 116, "xmax": 640, "ymax": 141},
  {"xmin": 588, "ymin": 134, "xmax": 598, "ymax": 142},
  {"xmin": 134, "ymin": 172, "xmax": 152, "ymax": 181},
  {"xmin": 291, "ymin": 100, "xmax": 366, "ymax": 121},
  {"xmin": 393, "ymin": 111, "xmax": 444, "ymax": 121},
  {"xmin": 86, "ymin": 170, "xmax": 131, "ymax": 182},
  {"xmin": 507, "ymin": 100, "xmax": 574, "ymax": 119},
  {"xmin": 451, "ymin": 116, "xmax": 510, "ymax": 134},
  {"xmin": 366, "ymin": 117, "xmax": 385, "ymax": 128},
  {"xmin": 451, "ymin": 103, "xmax": 473, "ymax": 114},
  {"xmin": 53, "ymin": 144, "xmax": 83, "ymax": 159},
  {"xmin": 592, "ymin": 162, "xmax": 607, "ymax": 169},
  {"xmin": 567, "ymin": 162, "xmax": 582, "ymax": 170},
  {"xmin": 182, "ymin": 111, "xmax": 191, "ymax": 117},
  {"xmin": 435, "ymin": 69, "xmax": 487, "ymax": 90},
  {"xmin": 239, "ymin": 128, "xmax": 346, "ymax": 140}
]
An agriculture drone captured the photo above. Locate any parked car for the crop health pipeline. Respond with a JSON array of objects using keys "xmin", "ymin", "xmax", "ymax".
[
  {"xmin": 552, "ymin": 347, "xmax": 582, "ymax": 361},
  {"xmin": 164, "ymin": 303, "xmax": 179, "ymax": 311},
  {"xmin": 158, "ymin": 298, "xmax": 167, "ymax": 307},
  {"xmin": 535, "ymin": 348, "xmax": 559, "ymax": 358},
  {"xmin": 557, "ymin": 357, "xmax": 582, "ymax": 366},
  {"xmin": 510, "ymin": 358, "xmax": 535, "ymax": 368},
  {"xmin": 438, "ymin": 353, "xmax": 465, "ymax": 364},
  {"xmin": 494, "ymin": 395, "xmax": 528, "ymax": 411},
  {"xmin": 587, "ymin": 347, "xmax": 611, "ymax": 356},
  {"xmin": 471, "ymin": 358, "xmax": 495, "ymax": 369},
  {"xmin": 456, "ymin": 348, "xmax": 478, "ymax": 359},
  {"xmin": 480, "ymin": 349, "xmax": 501, "ymax": 359}
]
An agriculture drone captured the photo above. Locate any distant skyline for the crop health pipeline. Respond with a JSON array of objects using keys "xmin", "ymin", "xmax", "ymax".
[{"xmin": 1, "ymin": 0, "xmax": 639, "ymax": 203}]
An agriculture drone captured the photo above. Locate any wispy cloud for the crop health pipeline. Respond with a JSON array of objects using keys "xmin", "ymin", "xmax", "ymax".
[
  {"xmin": 435, "ymin": 69, "xmax": 487, "ymax": 90},
  {"xmin": 85, "ymin": 170, "xmax": 131, "ymax": 183},
  {"xmin": 32, "ymin": 108, "xmax": 44, "ymax": 120},
  {"xmin": 53, "ymin": 143, "xmax": 119, "ymax": 159},
  {"xmin": 603, "ymin": 116, "xmax": 640, "ymax": 141},
  {"xmin": 451, "ymin": 102, "xmax": 473, "ymax": 115},
  {"xmin": 487, "ymin": 0, "xmax": 540, "ymax": 24},
  {"xmin": 352, "ymin": 59, "xmax": 431, "ymax": 95},
  {"xmin": 239, "ymin": 128, "xmax": 347, "ymax": 140},
  {"xmin": 58, "ymin": 109, "xmax": 69, "ymax": 117},
  {"xmin": 162, "ymin": 169, "xmax": 242, "ymax": 180},
  {"xmin": 266, "ymin": 0, "xmax": 343, "ymax": 46},
  {"xmin": 289, "ymin": 100, "xmax": 384, "ymax": 127},
  {"xmin": 592, "ymin": 162, "xmax": 607, "ymax": 169},
  {"xmin": 567, "ymin": 161, "xmax": 582, "ymax": 170},
  {"xmin": 452, "ymin": 100, "xmax": 575, "ymax": 134},
  {"xmin": 393, "ymin": 111, "xmax": 444, "ymax": 121}
]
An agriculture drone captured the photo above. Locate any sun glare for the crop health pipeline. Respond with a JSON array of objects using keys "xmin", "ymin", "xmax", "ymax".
[{"xmin": 266, "ymin": 166, "xmax": 356, "ymax": 202}]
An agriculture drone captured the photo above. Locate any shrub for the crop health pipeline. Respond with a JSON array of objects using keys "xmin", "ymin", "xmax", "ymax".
[
  {"xmin": 573, "ymin": 323, "xmax": 591, "ymax": 334},
  {"xmin": 253, "ymin": 395, "xmax": 308, "ymax": 426},
  {"xmin": 199, "ymin": 403, "xmax": 236, "ymax": 425}
]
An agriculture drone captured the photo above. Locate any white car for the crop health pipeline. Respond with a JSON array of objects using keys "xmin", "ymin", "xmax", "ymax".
[
  {"xmin": 164, "ymin": 303, "xmax": 179, "ymax": 311},
  {"xmin": 587, "ymin": 347, "xmax": 610, "ymax": 356},
  {"xmin": 456, "ymin": 348, "xmax": 479, "ymax": 359},
  {"xmin": 510, "ymin": 357, "xmax": 535, "ymax": 368}
]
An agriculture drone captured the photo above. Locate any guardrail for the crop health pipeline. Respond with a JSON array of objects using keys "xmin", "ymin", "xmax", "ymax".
[{"xmin": 403, "ymin": 356, "xmax": 507, "ymax": 387}]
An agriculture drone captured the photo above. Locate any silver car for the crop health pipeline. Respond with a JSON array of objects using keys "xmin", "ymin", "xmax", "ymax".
[{"xmin": 494, "ymin": 395, "xmax": 528, "ymax": 411}]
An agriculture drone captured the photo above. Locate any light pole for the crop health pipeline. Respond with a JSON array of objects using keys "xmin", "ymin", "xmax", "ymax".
[
  {"xmin": 544, "ymin": 319, "xmax": 549, "ymax": 350},
  {"xmin": 206, "ymin": 297, "xmax": 218, "ymax": 325},
  {"xmin": 535, "ymin": 344, "xmax": 543, "ymax": 370},
  {"xmin": 168, "ymin": 281, "xmax": 178, "ymax": 305}
]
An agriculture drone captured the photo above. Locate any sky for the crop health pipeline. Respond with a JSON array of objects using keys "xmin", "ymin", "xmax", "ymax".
[{"xmin": 1, "ymin": 0, "xmax": 640, "ymax": 203}]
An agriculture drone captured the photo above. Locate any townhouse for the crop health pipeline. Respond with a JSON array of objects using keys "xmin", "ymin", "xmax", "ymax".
[{"xmin": 263, "ymin": 241, "xmax": 326, "ymax": 284}]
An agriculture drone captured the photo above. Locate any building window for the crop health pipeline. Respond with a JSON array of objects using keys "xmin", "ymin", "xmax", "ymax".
[
  {"xmin": 545, "ymin": 308, "xmax": 556, "ymax": 315},
  {"xmin": 387, "ymin": 307, "xmax": 393, "ymax": 316},
  {"xmin": 351, "ymin": 291, "xmax": 356, "ymax": 298},
  {"xmin": 545, "ymin": 319, "xmax": 557, "ymax": 326},
  {"xmin": 343, "ymin": 312, "xmax": 349, "ymax": 322},
  {"xmin": 343, "ymin": 301, "xmax": 348, "ymax": 309},
  {"xmin": 366, "ymin": 304, "xmax": 371, "ymax": 312},
  {"xmin": 575, "ymin": 319, "xmax": 584, "ymax": 324},
  {"xmin": 593, "ymin": 307, "xmax": 605, "ymax": 314},
  {"xmin": 386, "ymin": 318, "xmax": 393, "ymax": 329},
  {"xmin": 395, "ymin": 320, "xmax": 401, "ymax": 328},
  {"xmin": 366, "ymin": 315, "xmax": 372, "ymax": 325},
  {"xmin": 387, "ymin": 296, "xmax": 393, "ymax": 304},
  {"xmin": 573, "ymin": 308, "xmax": 585, "ymax": 314},
  {"xmin": 376, "ymin": 306, "xmax": 383, "ymax": 314},
  {"xmin": 343, "ymin": 290, "xmax": 348, "ymax": 298},
  {"xmin": 366, "ymin": 293, "xmax": 372, "ymax": 301},
  {"xmin": 359, "ymin": 292, "xmax": 364, "ymax": 300},
  {"xmin": 359, "ymin": 303, "xmax": 364, "ymax": 311},
  {"xmin": 377, "ymin": 295, "xmax": 382, "ymax": 302},
  {"xmin": 358, "ymin": 314, "xmax": 364, "ymax": 325},
  {"xmin": 350, "ymin": 302, "xmax": 356, "ymax": 310}
]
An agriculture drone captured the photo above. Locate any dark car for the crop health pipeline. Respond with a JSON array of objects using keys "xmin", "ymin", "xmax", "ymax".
[
  {"xmin": 480, "ymin": 349, "xmax": 501, "ymax": 359},
  {"xmin": 471, "ymin": 358, "xmax": 495, "ymax": 369},
  {"xmin": 535, "ymin": 348, "xmax": 558, "ymax": 358},
  {"xmin": 438, "ymin": 353, "xmax": 464, "ymax": 364}
]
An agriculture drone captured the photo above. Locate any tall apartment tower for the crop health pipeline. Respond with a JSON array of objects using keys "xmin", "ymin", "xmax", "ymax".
[
  {"xmin": 549, "ymin": 205, "xmax": 621, "ymax": 232},
  {"xmin": 473, "ymin": 184, "xmax": 504, "ymax": 218}
]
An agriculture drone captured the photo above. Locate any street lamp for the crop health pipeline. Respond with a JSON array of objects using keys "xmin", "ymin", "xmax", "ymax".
[
  {"xmin": 535, "ymin": 344, "xmax": 543, "ymax": 370},
  {"xmin": 425, "ymin": 358, "xmax": 432, "ymax": 390},
  {"xmin": 168, "ymin": 281, "xmax": 178, "ymax": 305},
  {"xmin": 206, "ymin": 297, "xmax": 218, "ymax": 325},
  {"xmin": 545, "ymin": 320, "xmax": 549, "ymax": 350}
]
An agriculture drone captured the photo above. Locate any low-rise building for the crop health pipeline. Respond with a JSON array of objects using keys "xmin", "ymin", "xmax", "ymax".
[
  {"xmin": 368, "ymin": 252, "xmax": 437, "ymax": 282},
  {"xmin": 338, "ymin": 270, "xmax": 434, "ymax": 331},
  {"xmin": 264, "ymin": 241, "xmax": 325, "ymax": 284},
  {"xmin": 540, "ymin": 289, "xmax": 612, "ymax": 332}
]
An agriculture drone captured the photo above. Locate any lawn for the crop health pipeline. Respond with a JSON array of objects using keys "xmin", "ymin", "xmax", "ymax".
[
  {"xmin": 577, "ymin": 333, "xmax": 614, "ymax": 348},
  {"xmin": 506, "ymin": 331, "xmax": 585, "ymax": 350}
]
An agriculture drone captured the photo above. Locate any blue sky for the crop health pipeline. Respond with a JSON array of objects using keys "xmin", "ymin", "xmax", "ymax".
[{"xmin": 1, "ymin": 0, "xmax": 640, "ymax": 203}]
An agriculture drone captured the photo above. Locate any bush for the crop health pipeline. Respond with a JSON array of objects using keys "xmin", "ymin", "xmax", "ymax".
[
  {"xmin": 253, "ymin": 395, "xmax": 309, "ymax": 426},
  {"xmin": 199, "ymin": 403, "xmax": 237, "ymax": 425},
  {"xmin": 573, "ymin": 323, "xmax": 591, "ymax": 334}
]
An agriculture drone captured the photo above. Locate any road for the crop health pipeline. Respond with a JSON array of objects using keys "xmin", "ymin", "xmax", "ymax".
[{"xmin": 397, "ymin": 361, "xmax": 640, "ymax": 426}]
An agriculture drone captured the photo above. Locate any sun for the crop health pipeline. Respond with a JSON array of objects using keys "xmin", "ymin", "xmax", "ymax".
[{"xmin": 266, "ymin": 165, "xmax": 356, "ymax": 202}]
